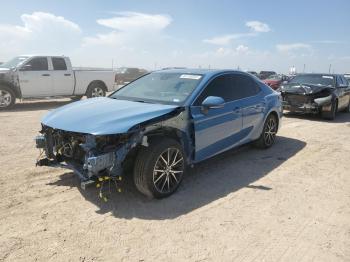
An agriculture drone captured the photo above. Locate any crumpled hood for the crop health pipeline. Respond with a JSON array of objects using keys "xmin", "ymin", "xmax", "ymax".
[
  {"xmin": 42, "ymin": 97, "xmax": 179, "ymax": 135},
  {"xmin": 281, "ymin": 83, "xmax": 332, "ymax": 95}
]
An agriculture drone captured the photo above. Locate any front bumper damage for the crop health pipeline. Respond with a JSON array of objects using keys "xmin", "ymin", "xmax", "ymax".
[
  {"xmin": 282, "ymin": 94, "xmax": 333, "ymax": 114},
  {"xmin": 35, "ymin": 127, "xmax": 144, "ymax": 192}
]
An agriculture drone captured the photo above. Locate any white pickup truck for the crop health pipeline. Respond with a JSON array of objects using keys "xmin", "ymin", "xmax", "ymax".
[{"xmin": 0, "ymin": 55, "xmax": 117, "ymax": 109}]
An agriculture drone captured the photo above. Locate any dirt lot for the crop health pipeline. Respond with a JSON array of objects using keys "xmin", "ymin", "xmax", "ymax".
[{"xmin": 0, "ymin": 99, "xmax": 349, "ymax": 262}]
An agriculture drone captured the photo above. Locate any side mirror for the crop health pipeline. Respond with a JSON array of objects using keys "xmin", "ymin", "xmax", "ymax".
[
  {"xmin": 19, "ymin": 64, "xmax": 32, "ymax": 71},
  {"xmin": 201, "ymin": 96, "xmax": 225, "ymax": 113}
]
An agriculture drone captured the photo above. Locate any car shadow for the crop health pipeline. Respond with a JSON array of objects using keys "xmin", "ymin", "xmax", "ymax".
[
  {"xmin": 283, "ymin": 111, "xmax": 350, "ymax": 123},
  {"xmin": 49, "ymin": 136, "xmax": 306, "ymax": 220},
  {"xmin": 4, "ymin": 100, "xmax": 73, "ymax": 112}
]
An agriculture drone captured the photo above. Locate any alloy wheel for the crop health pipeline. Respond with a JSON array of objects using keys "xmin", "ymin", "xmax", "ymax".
[
  {"xmin": 91, "ymin": 87, "xmax": 105, "ymax": 97},
  {"xmin": 264, "ymin": 117, "xmax": 277, "ymax": 146},
  {"xmin": 0, "ymin": 90, "xmax": 12, "ymax": 108},
  {"xmin": 153, "ymin": 148, "xmax": 184, "ymax": 194}
]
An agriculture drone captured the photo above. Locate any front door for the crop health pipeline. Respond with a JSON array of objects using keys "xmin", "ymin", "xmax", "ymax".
[
  {"xmin": 18, "ymin": 57, "xmax": 53, "ymax": 97},
  {"xmin": 190, "ymin": 74, "xmax": 244, "ymax": 162}
]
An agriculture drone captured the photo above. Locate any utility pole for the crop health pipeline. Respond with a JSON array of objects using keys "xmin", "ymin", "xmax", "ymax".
[
  {"xmin": 303, "ymin": 64, "xmax": 306, "ymax": 73},
  {"xmin": 329, "ymin": 64, "xmax": 332, "ymax": 73}
]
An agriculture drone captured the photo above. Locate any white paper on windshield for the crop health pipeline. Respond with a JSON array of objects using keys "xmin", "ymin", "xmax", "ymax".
[
  {"xmin": 180, "ymin": 74, "xmax": 202, "ymax": 80},
  {"xmin": 322, "ymin": 76, "xmax": 334, "ymax": 79}
]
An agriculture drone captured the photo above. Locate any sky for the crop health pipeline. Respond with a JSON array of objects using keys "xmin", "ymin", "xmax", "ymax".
[{"xmin": 0, "ymin": 0, "xmax": 349, "ymax": 73}]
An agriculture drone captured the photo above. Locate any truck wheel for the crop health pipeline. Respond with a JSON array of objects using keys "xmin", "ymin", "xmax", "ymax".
[
  {"xmin": 321, "ymin": 100, "xmax": 337, "ymax": 120},
  {"xmin": 254, "ymin": 114, "xmax": 278, "ymax": 149},
  {"xmin": 0, "ymin": 86, "xmax": 16, "ymax": 109},
  {"xmin": 133, "ymin": 138, "xmax": 186, "ymax": 199},
  {"xmin": 86, "ymin": 83, "xmax": 106, "ymax": 98}
]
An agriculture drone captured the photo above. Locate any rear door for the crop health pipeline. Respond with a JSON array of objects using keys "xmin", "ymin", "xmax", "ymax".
[
  {"xmin": 50, "ymin": 57, "xmax": 74, "ymax": 96},
  {"xmin": 190, "ymin": 74, "xmax": 243, "ymax": 162},
  {"xmin": 233, "ymin": 74, "xmax": 266, "ymax": 135},
  {"xmin": 18, "ymin": 57, "xmax": 53, "ymax": 97}
]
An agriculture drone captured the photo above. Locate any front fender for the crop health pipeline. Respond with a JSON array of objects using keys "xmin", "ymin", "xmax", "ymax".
[{"xmin": 0, "ymin": 80, "xmax": 21, "ymax": 98}]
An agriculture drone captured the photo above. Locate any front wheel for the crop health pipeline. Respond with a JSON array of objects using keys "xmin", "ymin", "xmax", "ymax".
[
  {"xmin": 0, "ymin": 86, "xmax": 16, "ymax": 110},
  {"xmin": 254, "ymin": 114, "xmax": 278, "ymax": 149},
  {"xmin": 321, "ymin": 100, "xmax": 337, "ymax": 120},
  {"xmin": 133, "ymin": 138, "xmax": 186, "ymax": 199},
  {"xmin": 86, "ymin": 83, "xmax": 106, "ymax": 98}
]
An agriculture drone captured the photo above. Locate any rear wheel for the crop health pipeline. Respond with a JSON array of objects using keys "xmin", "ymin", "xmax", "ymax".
[
  {"xmin": 254, "ymin": 114, "xmax": 278, "ymax": 149},
  {"xmin": 0, "ymin": 86, "xmax": 15, "ymax": 110},
  {"xmin": 86, "ymin": 83, "xmax": 106, "ymax": 98},
  {"xmin": 321, "ymin": 100, "xmax": 337, "ymax": 120},
  {"xmin": 133, "ymin": 138, "xmax": 185, "ymax": 199}
]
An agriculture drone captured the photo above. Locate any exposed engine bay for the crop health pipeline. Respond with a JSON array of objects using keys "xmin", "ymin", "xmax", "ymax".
[{"xmin": 36, "ymin": 125, "xmax": 144, "ymax": 199}]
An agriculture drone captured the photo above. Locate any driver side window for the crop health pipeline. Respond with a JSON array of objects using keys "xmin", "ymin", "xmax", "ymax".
[
  {"xmin": 195, "ymin": 74, "xmax": 234, "ymax": 105},
  {"xmin": 23, "ymin": 57, "xmax": 48, "ymax": 71}
]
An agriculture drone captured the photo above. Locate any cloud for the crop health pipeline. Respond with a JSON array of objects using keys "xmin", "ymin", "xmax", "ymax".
[
  {"xmin": 83, "ymin": 12, "xmax": 172, "ymax": 48},
  {"xmin": 276, "ymin": 43, "xmax": 311, "ymax": 52},
  {"xmin": 246, "ymin": 21, "xmax": 271, "ymax": 32},
  {"xmin": 203, "ymin": 21, "xmax": 269, "ymax": 46},
  {"xmin": 236, "ymin": 45, "xmax": 249, "ymax": 53},
  {"xmin": 96, "ymin": 12, "xmax": 172, "ymax": 32},
  {"xmin": 203, "ymin": 33, "xmax": 255, "ymax": 45},
  {"xmin": 0, "ymin": 12, "xmax": 81, "ymax": 57}
]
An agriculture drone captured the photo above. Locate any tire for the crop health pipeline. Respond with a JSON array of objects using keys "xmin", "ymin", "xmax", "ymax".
[
  {"xmin": 86, "ymin": 83, "xmax": 106, "ymax": 98},
  {"xmin": 133, "ymin": 138, "xmax": 186, "ymax": 199},
  {"xmin": 321, "ymin": 100, "xmax": 337, "ymax": 120},
  {"xmin": 0, "ymin": 85, "xmax": 16, "ymax": 110},
  {"xmin": 254, "ymin": 114, "xmax": 278, "ymax": 149}
]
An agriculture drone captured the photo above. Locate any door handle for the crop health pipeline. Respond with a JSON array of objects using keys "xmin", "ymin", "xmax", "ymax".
[
  {"xmin": 64, "ymin": 74, "xmax": 71, "ymax": 76},
  {"xmin": 42, "ymin": 74, "xmax": 50, "ymax": 76},
  {"xmin": 233, "ymin": 106, "xmax": 241, "ymax": 112}
]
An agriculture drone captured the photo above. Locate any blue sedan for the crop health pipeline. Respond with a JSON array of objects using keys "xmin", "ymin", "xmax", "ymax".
[{"xmin": 36, "ymin": 69, "xmax": 282, "ymax": 199}]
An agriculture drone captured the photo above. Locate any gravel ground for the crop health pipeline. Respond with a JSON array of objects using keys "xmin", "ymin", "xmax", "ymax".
[{"xmin": 0, "ymin": 99, "xmax": 349, "ymax": 262}]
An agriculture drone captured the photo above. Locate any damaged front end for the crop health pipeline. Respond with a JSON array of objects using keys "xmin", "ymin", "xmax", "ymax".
[
  {"xmin": 36, "ymin": 125, "xmax": 144, "ymax": 191},
  {"xmin": 280, "ymin": 85, "xmax": 333, "ymax": 114}
]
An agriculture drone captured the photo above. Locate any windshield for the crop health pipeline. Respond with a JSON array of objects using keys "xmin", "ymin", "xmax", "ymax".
[
  {"xmin": 111, "ymin": 72, "xmax": 203, "ymax": 104},
  {"xmin": 1, "ymin": 56, "xmax": 29, "ymax": 68},
  {"xmin": 289, "ymin": 75, "xmax": 335, "ymax": 87}
]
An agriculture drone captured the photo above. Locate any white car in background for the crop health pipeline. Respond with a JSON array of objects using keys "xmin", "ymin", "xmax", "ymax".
[{"xmin": 0, "ymin": 55, "xmax": 117, "ymax": 109}]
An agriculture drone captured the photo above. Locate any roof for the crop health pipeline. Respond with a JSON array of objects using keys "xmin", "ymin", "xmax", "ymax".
[{"xmin": 153, "ymin": 68, "xmax": 246, "ymax": 78}]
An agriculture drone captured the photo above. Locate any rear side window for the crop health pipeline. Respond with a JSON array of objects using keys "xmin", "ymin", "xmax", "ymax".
[
  {"xmin": 52, "ymin": 57, "xmax": 67, "ymax": 70},
  {"xmin": 195, "ymin": 74, "xmax": 260, "ymax": 105},
  {"xmin": 25, "ymin": 57, "xmax": 48, "ymax": 71},
  {"xmin": 234, "ymin": 75, "xmax": 260, "ymax": 99}
]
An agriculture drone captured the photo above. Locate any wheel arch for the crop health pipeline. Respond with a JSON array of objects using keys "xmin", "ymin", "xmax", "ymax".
[
  {"xmin": 86, "ymin": 80, "xmax": 108, "ymax": 94},
  {"xmin": 0, "ymin": 80, "xmax": 21, "ymax": 98}
]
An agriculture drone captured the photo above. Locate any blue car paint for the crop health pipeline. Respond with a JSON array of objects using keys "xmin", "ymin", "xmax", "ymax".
[
  {"xmin": 42, "ymin": 97, "xmax": 179, "ymax": 135},
  {"xmin": 41, "ymin": 69, "xmax": 282, "ymax": 165}
]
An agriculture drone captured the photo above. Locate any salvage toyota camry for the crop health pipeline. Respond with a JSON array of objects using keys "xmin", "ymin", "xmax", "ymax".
[{"xmin": 36, "ymin": 69, "xmax": 282, "ymax": 199}]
